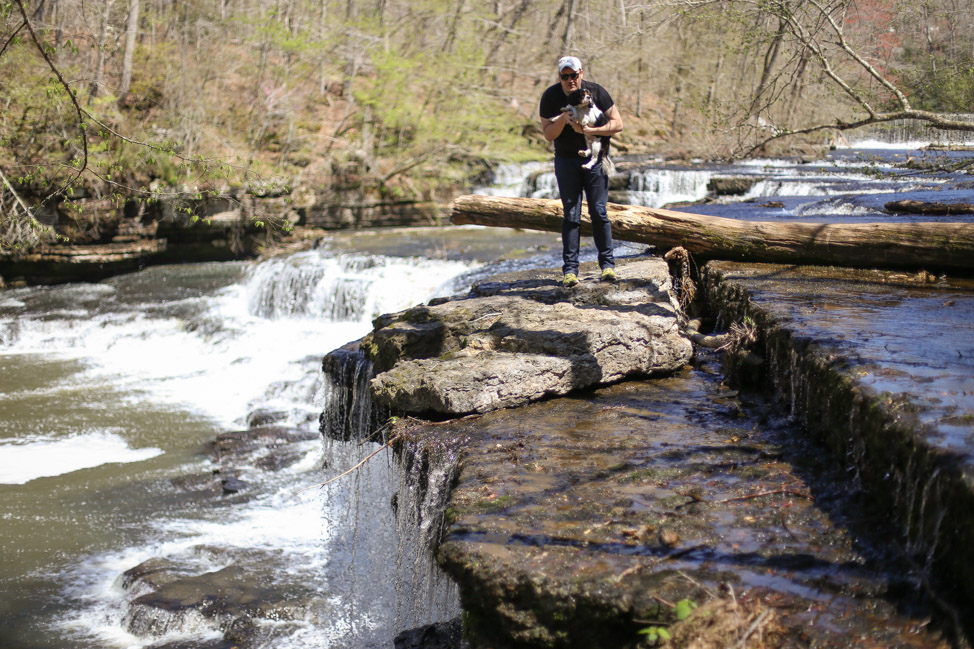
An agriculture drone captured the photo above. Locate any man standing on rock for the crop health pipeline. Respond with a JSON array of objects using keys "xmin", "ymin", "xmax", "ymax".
[{"xmin": 539, "ymin": 55, "xmax": 624, "ymax": 288}]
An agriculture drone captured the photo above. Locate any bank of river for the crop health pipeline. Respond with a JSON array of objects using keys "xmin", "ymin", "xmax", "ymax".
[{"xmin": 337, "ymin": 256, "xmax": 971, "ymax": 648}]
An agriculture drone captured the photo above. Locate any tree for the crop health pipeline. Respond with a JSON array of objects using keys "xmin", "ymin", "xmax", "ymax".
[
  {"xmin": 680, "ymin": 0, "xmax": 974, "ymax": 156},
  {"xmin": 119, "ymin": 0, "xmax": 139, "ymax": 97}
]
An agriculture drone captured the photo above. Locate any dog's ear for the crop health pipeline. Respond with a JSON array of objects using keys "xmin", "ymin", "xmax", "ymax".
[{"xmin": 565, "ymin": 88, "xmax": 584, "ymax": 105}]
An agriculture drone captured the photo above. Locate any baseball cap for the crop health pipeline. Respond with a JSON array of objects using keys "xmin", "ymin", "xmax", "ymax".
[{"xmin": 557, "ymin": 56, "xmax": 582, "ymax": 72}]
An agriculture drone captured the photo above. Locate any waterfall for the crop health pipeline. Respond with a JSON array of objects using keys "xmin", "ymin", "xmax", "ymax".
[
  {"xmin": 318, "ymin": 345, "xmax": 389, "ymax": 442},
  {"xmin": 843, "ymin": 114, "xmax": 974, "ymax": 148},
  {"xmin": 744, "ymin": 180, "xmax": 830, "ymax": 198},
  {"xmin": 392, "ymin": 435, "xmax": 463, "ymax": 628},
  {"xmin": 482, "ymin": 162, "xmax": 714, "ymax": 208},
  {"xmin": 245, "ymin": 250, "xmax": 465, "ymax": 322},
  {"xmin": 0, "ymin": 247, "xmax": 479, "ymax": 649},
  {"xmin": 473, "ymin": 161, "xmax": 550, "ymax": 197},
  {"xmin": 623, "ymin": 168, "xmax": 713, "ymax": 207}
]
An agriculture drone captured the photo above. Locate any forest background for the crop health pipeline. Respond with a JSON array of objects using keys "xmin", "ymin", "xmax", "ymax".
[{"xmin": 1, "ymin": 0, "xmax": 973, "ymax": 249}]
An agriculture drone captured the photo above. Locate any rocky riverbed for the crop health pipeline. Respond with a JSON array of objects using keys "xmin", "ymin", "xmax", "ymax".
[
  {"xmin": 108, "ymin": 253, "xmax": 972, "ymax": 649},
  {"xmin": 325, "ymin": 255, "xmax": 971, "ymax": 648}
]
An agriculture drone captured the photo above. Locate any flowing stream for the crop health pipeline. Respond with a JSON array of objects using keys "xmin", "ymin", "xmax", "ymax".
[
  {"xmin": 0, "ymin": 236, "xmax": 560, "ymax": 649},
  {"xmin": 2, "ymin": 133, "xmax": 973, "ymax": 648}
]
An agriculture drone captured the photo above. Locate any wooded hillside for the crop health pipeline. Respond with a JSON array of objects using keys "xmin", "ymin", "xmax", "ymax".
[{"xmin": 2, "ymin": 0, "xmax": 974, "ymax": 247}]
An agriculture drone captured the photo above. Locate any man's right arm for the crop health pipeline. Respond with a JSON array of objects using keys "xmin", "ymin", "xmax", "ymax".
[{"xmin": 540, "ymin": 111, "xmax": 570, "ymax": 142}]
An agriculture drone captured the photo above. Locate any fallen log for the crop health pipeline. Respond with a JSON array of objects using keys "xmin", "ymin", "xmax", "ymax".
[
  {"xmin": 451, "ymin": 194, "xmax": 974, "ymax": 274},
  {"xmin": 885, "ymin": 199, "xmax": 974, "ymax": 216}
]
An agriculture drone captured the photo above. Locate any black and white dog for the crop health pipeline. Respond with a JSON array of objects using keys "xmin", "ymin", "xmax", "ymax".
[{"xmin": 561, "ymin": 88, "xmax": 615, "ymax": 175}]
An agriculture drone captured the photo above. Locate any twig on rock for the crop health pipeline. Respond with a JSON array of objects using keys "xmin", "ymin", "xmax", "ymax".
[
  {"xmin": 298, "ymin": 433, "xmax": 401, "ymax": 494},
  {"xmin": 714, "ymin": 488, "xmax": 813, "ymax": 503}
]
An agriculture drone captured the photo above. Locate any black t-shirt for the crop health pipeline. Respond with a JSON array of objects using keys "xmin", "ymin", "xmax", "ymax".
[{"xmin": 539, "ymin": 80, "xmax": 614, "ymax": 158}]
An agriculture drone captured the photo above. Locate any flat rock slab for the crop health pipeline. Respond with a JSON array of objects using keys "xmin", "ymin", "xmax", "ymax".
[
  {"xmin": 393, "ymin": 366, "xmax": 949, "ymax": 649},
  {"xmin": 366, "ymin": 258, "xmax": 693, "ymax": 415},
  {"xmin": 701, "ymin": 261, "xmax": 974, "ymax": 630}
]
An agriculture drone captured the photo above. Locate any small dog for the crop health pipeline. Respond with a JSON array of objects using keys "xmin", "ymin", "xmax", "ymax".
[{"xmin": 562, "ymin": 88, "xmax": 615, "ymax": 175}]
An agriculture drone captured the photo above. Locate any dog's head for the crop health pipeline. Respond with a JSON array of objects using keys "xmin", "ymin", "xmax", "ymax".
[{"xmin": 565, "ymin": 88, "xmax": 593, "ymax": 108}]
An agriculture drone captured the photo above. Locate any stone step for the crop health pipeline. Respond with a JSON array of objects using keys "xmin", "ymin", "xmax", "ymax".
[
  {"xmin": 701, "ymin": 261, "xmax": 974, "ymax": 642},
  {"xmin": 395, "ymin": 368, "xmax": 950, "ymax": 648},
  {"xmin": 378, "ymin": 260, "xmax": 967, "ymax": 648}
]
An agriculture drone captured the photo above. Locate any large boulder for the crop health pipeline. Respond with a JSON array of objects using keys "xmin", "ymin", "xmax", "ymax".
[{"xmin": 365, "ymin": 257, "xmax": 692, "ymax": 416}]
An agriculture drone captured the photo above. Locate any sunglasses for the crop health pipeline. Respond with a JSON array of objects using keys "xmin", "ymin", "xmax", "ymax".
[{"xmin": 560, "ymin": 72, "xmax": 580, "ymax": 81}]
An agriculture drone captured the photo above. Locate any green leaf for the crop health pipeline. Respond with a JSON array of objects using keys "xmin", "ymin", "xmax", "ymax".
[
  {"xmin": 675, "ymin": 599, "xmax": 697, "ymax": 620},
  {"xmin": 638, "ymin": 628, "xmax": 659, "ymax": 642}
]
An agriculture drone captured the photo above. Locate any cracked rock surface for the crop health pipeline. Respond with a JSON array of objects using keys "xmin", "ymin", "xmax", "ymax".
[{"xmin": 365, "ymin": 258, "xmax": 693, "ymax": 415}]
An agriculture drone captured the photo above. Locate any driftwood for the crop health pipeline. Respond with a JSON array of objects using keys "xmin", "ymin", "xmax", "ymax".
[
  {"xmin": 451, "ymin": 194, "xmax": 974, "ymax": 274},
  {"xmin": 886, "ymin": 200, "xmax": 974, "ymax": 216}
]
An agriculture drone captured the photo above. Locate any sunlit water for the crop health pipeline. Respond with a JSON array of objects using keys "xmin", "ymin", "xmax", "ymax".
[
  {"xmin": 0, "ymin": 239, "xmax": 562, "ymax": 649},
  {"xmin": 503, "ymin": 139, "xmax": 974, "ymax": 225},
  {"xmin": 2, "ymin": 134, "xmax": 973, "ymax": 648}
]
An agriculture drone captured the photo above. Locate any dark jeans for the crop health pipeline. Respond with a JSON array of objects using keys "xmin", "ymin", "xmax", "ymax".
[{"xmin": 554, "ymin": 155, "xmax": 615, "ymax": 275}]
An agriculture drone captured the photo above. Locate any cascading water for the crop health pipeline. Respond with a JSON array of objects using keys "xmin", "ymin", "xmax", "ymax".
[
  {"xmin": 841, "ymin": 114, "xmax": 974, "ymax": 149},
  {"xmin": 0, "ymin": 248, "xmax": 477, "ymax": 649},
  {"xmin": 482, "ymin": 120, "xmax": 973, "ymax": 222},
  {"xmin": 623, "ymin": 167, "xmax": 713, "ymax": 206}
]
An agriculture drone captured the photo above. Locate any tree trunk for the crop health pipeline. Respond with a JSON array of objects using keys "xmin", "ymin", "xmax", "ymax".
[
  {"xmin": 886, "ymin": 200, "xmax": 974, "ymax": 215},
  {"xmin": 561, "ymin": 0, "xmax": 578, "ymax": 52},
  {"xmin": 450, "ymin": 194, "xmax": 974, "ymax": 274},
  {"xmin": 89, "ymin": 0, "xmax": 116, "ymax": 100},
  {"xmin": 119, "ymin": 0, "xmax": 140, "ymax": 97}
]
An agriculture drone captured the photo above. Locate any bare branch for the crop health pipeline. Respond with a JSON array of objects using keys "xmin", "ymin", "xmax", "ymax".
[
  {"xmin": 742, "ymin": 109, "xmax": 974, "ymax": 158},
  {"xmin": 769, "ymin": 0, "xmax": 877, "ymax": 117},
  {"xmin": 0, "ymin": 19, "xmax": 27, "ymax": 58},
  {"xmin": 802, "ymin": 0, "xmax": 912, "ymax": 110}
]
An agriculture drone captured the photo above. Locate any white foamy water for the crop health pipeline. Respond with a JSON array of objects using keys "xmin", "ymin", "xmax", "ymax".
[
  {"xmin": 57, "ymin": 442, "xmax": 333, "ymax": 648},
  {"xmin": 0, "ymin": 252, "xmax": 474, "ymax": 429},
  {"xmin": 473, "ymin": 161, "xmax": 550, "ymax": 197},
  {"xmin": 0, "ymin": 247, "xmax": 477, "ymax": 649},
  {"xmin": 842, "ymin": 139, "xmax": 935, "ymax": 150},
  {"xmin": 0, "ymin": 432, "xmax": 164, "ymax": 485},
  {"xmin": 624, "ymin": 168, "xmax": 713, "ymax": 207}
]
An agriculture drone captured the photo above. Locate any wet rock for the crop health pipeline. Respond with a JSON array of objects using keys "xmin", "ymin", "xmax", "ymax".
[
  {"xmin": 886, "ymin": 199, "xmax": 974, "ymax": 215},
  {"xmin": 394, "ymin": 373, "xmax": 950, "ymax": 649},
  {"xmin": 246, "ymin": 408, "xmax": 289, "ymax": 428},
  {"xmin": 394, "ymin": 617, "xmax": 468, "ymax": 649},
  {"xmin": 124, "ymin": 562, "xmax": 326, "ymax": 642},
  {"xmin": 220, "ymin": 477, "xmax": 249, "ymax": 494},
  {"xmin": 120, "ymin": 558, "xmax": 194, "ymax": 591},
  {"xmin": 144, "ymin": 639, "xmax": 238, "ymax": 649},
  {"xmin": 366, "ymin": 258, "xmax": 692, "ymax": 415},
  {"xmin": 707, "ymin": 177, "xmax": 758, "ymax": 196},
  {"xmin": 209, "ymin": 426, "xmax": 318, "ymax": 468},
  {"xmin": 170, "ymin": 426, "xmax": 317, "ymax": 503},
  {"xmin": 170, "ymin": 473, "xmax": 224, "ymax": 495},
  {"xmin": 700, "ymin": 260, "xmax": 974, "ymax": 641}
]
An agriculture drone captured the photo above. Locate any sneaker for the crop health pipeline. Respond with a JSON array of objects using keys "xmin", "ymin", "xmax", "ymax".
[
  {"xmin": 562, "ymin": 273, "xmax": 579, "ymax": 288},
  {"xmin": 600, "ymin": 268, "xmax": 618, "ymax": 283}
]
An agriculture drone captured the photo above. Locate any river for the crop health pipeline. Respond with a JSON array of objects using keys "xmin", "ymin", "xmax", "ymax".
[{"xmin": 1, "ymin": 133, "xmax": 973, "ymax": 648}]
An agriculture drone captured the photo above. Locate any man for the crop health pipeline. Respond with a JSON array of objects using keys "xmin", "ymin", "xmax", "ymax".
[{"xmin": 539, "ymin": 56, "xmax": 624, "ymax": 288}]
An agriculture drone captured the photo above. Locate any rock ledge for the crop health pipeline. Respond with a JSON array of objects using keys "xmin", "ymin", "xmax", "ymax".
[{"xmin": 363, "ymin": 257, "xmax": 693, "ymax": 416}]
